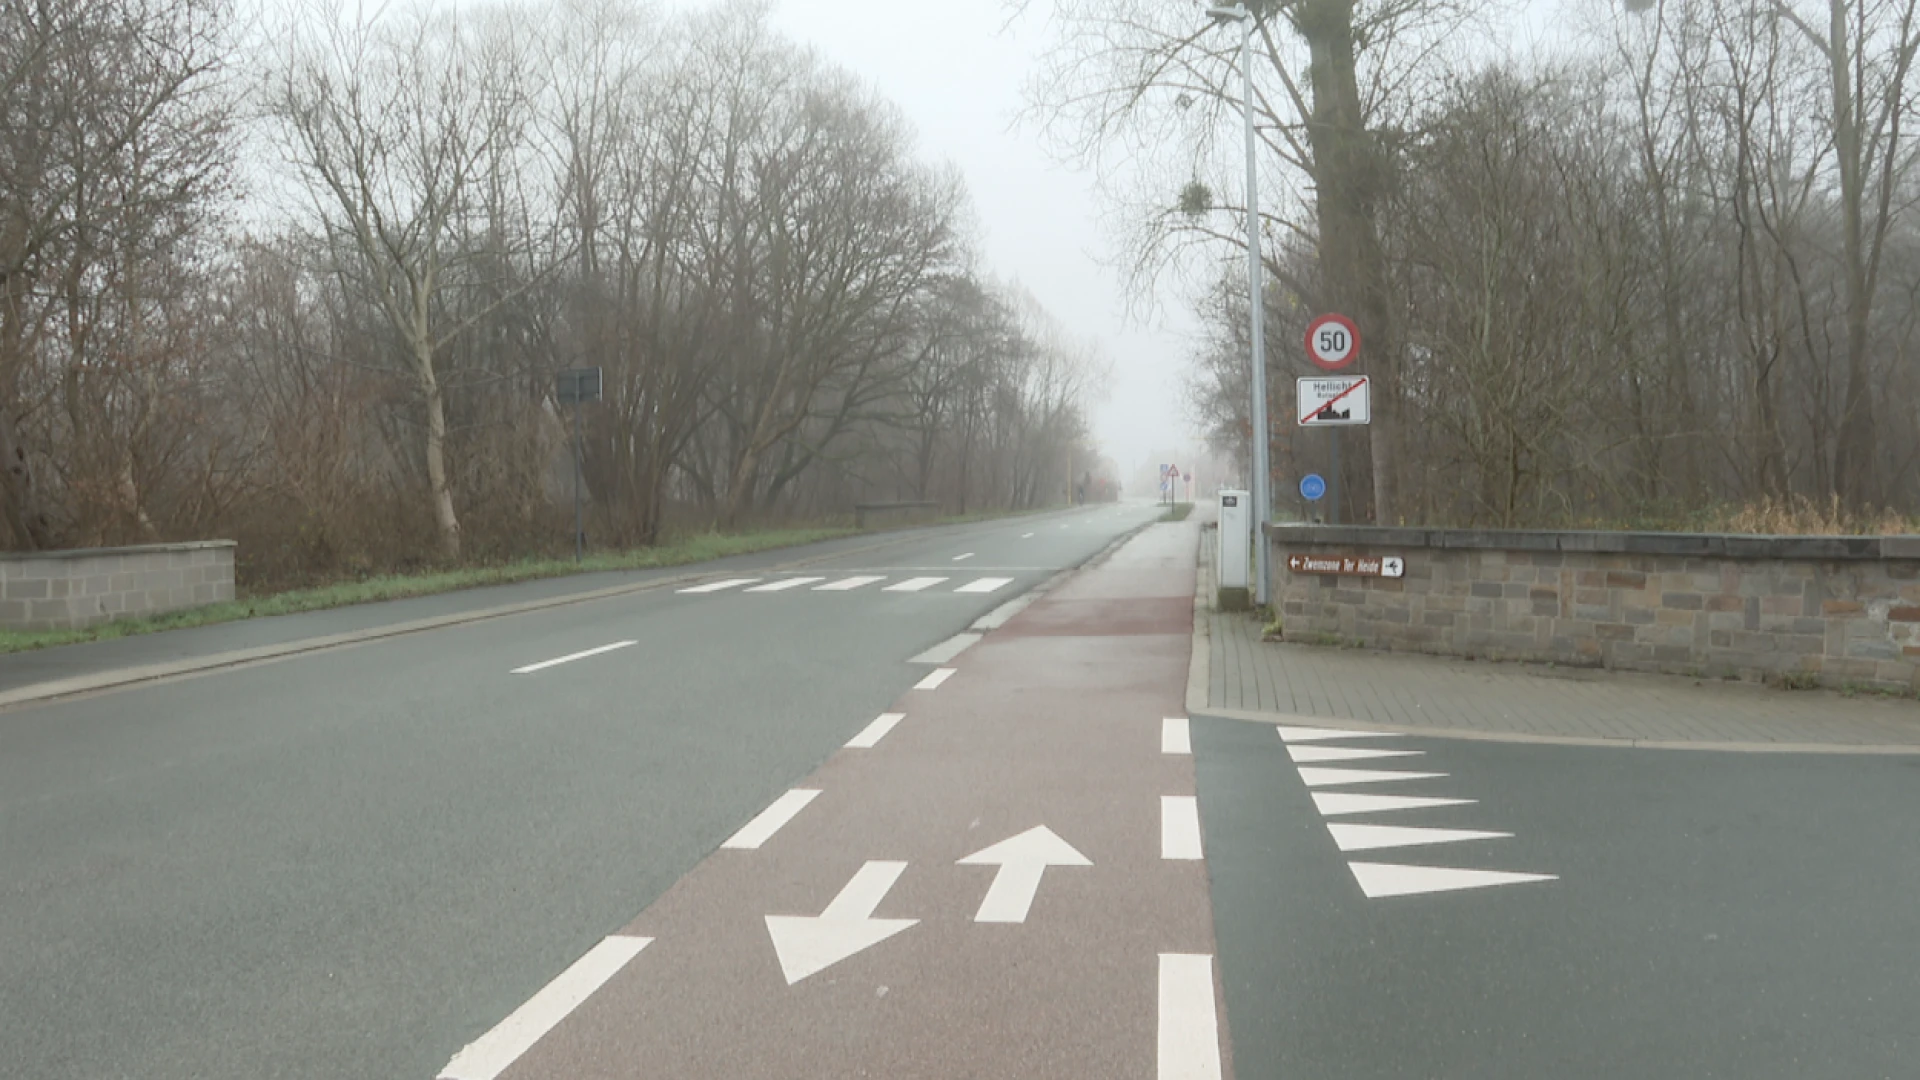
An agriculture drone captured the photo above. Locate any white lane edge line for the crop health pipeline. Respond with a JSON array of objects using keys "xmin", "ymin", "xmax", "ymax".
[
  {"xmin": 909, "ymin": 632, "xmax": 983, "ymax": 664},
  {"xmin": 1162, "ymin": 718, "xmax": 1191, "ymax": 755},
  {"xmin": 438, "ymin": 935, "xmax": 651, "ymax": 1080},
  {"xmin": 1161, "ymin": 795, "xmax": 1203, "ymax": 860},
  {"xmin": 721, "ymin": 788, "xmax": 821, "ymax": 850},
  {"xmin": 915, "ymin": 667, "xmax": 956, "ymax": 690},
  {"xmin": 1157, "ymin": 953, "xmax": 1224, "ymax": 1080},
  {"xmin": 510, "ymin": 640, "xmax": 636, "ymax": 675},
  {"xmin": 846, "ymin": 713, "xmax": 905, "ymax": 749}
]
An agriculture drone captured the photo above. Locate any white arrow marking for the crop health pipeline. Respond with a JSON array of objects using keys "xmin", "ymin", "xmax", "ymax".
[
  {"xmin": 1296, "ymin": 767, "xmax": 1447, "ymax": 788},
  {"xmin": 1347, "ymin": 861, "xmax": 1557, "ymax": 898},
  {"xmin": 1311, "ymin": 792, "xmax": 1475, "ymax": 817},
  {"xmin": 1286, "ymin": 745, "xmax": 1424, "ymax": 764},
  {"xmin": 1275, "ymin": 725, "xmax": 1402, "ymax": 743},
  {"xmin": 1327, "ymin": 823, "xmax": 1512, "ymax": 853},
  {"xmin": 957, "ymin": 826, "xmax": 1091, "ymax": 923},
  {"xmin": 765, "ymin": 861, "xmax": 917, "ymax": 984}
]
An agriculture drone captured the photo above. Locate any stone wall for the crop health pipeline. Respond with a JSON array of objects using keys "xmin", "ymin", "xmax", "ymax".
[
  {"xmin": 0, "ymin": 541, "xmax": 237, "ymax": 631},
  {"xmin": 1266, "ymin": 524, "xmax": 1920, "ymax": 691}
]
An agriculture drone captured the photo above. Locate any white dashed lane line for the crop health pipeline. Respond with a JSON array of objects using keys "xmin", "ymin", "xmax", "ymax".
[
  {"xmin": 814, "ymin": 575, "xmax": 886, "ymax": 591},
  {"xmin": 677, "ymin": 578, "xmax": 759, "ymax": 594},
  {"xmin": 954, "ymin": 577, "xmax": 1013, "ymax": 594},
  {"xmin": 438, "ymin": 935, "xmax": 651, "ymax": 1080},
  {"xmin": 1160, "ymin": 796, "xmax": 1203, "ymax": 860},
  {"xmin": 1157, "ymin": 953, "xmax": 1224, "ymax": 1080},
  {"xmin": 721, "ymin": 789, "xmax": 821, "ymax": 850},
  {"xmin": 914, "ymin": 667, "xmax": 956, "ymax": 690},
  {"xmin": 510, "ymin": 641, "xmax": 636, "ymax": 675},
  {"xmin": 952, "ymin": 552, "xmax": 975, "ymax": 561},
  {"xmin": 1162, "ymin": 718, "xmax": 1190, "ymax": 755},
  {"xmin": 746, "ymin": 577, "xmax": 825, "ymax": 592},
  {"xmin": 884, "ymin": 577, "xmax": 948, "ymax": 592},
  {"xmin": 846, "ymin": 713, "xmax": 905, "ymax": 748}
]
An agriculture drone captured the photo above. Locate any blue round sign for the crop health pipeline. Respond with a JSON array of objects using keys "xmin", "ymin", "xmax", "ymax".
[{"xmin": 1299, "ymin": 474, "xmax": 1327, "ymax": 501}]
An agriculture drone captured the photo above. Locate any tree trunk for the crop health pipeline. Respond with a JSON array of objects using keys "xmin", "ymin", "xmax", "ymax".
[
  {"xmin": 1295, "ymin": 0, "xmax": 1397, "ymax": 524},
  {"xmin": 416, "ymin": 347, "xmax": 462, "ymax": 560}
]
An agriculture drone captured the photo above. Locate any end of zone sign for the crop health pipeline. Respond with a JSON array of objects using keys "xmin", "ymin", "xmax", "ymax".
[{"xmin": 1298, "ymin": 376, "xmax": 1370, "ymax": 426}]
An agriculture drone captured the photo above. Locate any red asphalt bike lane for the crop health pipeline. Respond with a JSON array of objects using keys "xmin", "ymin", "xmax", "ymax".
[{"xmin": 440, "ymin": 519, "xmax": 1227, "ymax": 1080}]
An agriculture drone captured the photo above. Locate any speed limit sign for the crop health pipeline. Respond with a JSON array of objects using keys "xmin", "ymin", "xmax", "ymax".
[{"xmin": 1305, "ymin": 314, "xmax": 1360, "ymax": 371}]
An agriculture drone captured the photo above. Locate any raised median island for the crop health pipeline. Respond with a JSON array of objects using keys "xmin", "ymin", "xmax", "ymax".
[
  {"xmin": 1266, "ymin": 523, "xmax": 1920, "ymax": 692},
  {"xmin": 0, "ymin": 541, "xmax": 237, "ymax": 631}
]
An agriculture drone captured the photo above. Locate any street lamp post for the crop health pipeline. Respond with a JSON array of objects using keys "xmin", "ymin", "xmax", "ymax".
[{"xmin": 1207, "ymin": 4, "xmax": 1270, "ymax": 608}]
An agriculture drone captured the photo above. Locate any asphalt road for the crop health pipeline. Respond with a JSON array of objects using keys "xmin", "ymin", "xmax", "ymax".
[
  {"xmin": 1193, "ymin": 716, "xmax": 1920, "ymax": 1080},
  {"xmin": 0, "ymin": 502, "xmax": 1162, "ymax": 1080}
]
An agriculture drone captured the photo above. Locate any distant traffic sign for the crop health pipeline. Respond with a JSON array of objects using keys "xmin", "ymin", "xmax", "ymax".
[
  {"xmin": 1305, "ymin": 314, "xmax": 1359, "ymax": 371},
  {"xmin": 1300, "ymin": 474, "xmax": 1327, "ymax": 501},
  {"xmin": 1299, "ymin": 376, "xmax": 1371, "ymax": 426}
]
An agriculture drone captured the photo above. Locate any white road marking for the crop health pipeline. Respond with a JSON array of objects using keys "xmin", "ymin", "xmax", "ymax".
[
  {"xmin": 1311, "ymin": 792, "xmax": 1475, "ymax": 816},
  {"xmin": 1327, "ymin": 823, "xmax": 1513, "ymax": 853},
  {"xmin": 1161, "ymin": 795, "xmax": 1204, "ymax": 859},
  {"xmin": 721, "ymin": 789, "xmax": 821, "ymax": 850},
  {"xmin": 676, "ymin": 578, "xmax": 759, "ymax": 593},
  {"xmin": 745, "ymin": 577, "xmax": 825, "ymax": 592},
  {"xmin": 1347, "ymin": 861, "xmax": 1557, "ymax": 899},
  {"xmin": 1287, "ymin": 745, "xmax": 1425, "ymax": 763},
  {"xmin": 437, "ymin": 935, "xmax": 650, "ymax": 1080},
  {"xmin": 910, "ymin": 632, "xmax": 982, "ymax": 664},
  {"xmin": 957, "ymin": 825, "xmax": 1091, "ymax": 923},
  {"xmin": 884, "ymin": 576, "xmax": 948, "ymax": 591},
  {"xmin": 846, "ymin": 713, "xmax": 905, "ymax": 749},
  {"xmin": 764, "ymin": 860, "xmax": 917, "ymax": 984},
  {"xmin": 1162, "ymin": 718, "xmax": 1191, "ymax": 755},
  {"xmin": 1021, "ymin": 532, "xmax": 1035, "ymax": 538},
  {"xmin": 955, "ymin": 576, "xmax": 1014, "ymax": 593},
  {"xmin": 1276, "ymin": 725, "xmax": 1402, "ymax": 743},
  {"xmin": 914, "ymin": 667, "xmax": 956, "ymax": 690},
  {"xmin": 952, "ymin": 552, "xmax": 975, "ymax": 561},
  {"xmin": 970, "ymin": 593, "xmax": 1037, "ymax": 629},
  {"xmin": 1157, "ymin": 953, "xmax": 1224, "ymax": 1080},
  {"xmin": 1296, "ymin": 767, "xmax": 1447, "ymax": 788},
  {"xmin": 510, "ymin": 640, "xmax": 636, "ymax": 675},
  {"xmin": 815, "ymin": 575, "xmax": 885, "ymax": 591}
]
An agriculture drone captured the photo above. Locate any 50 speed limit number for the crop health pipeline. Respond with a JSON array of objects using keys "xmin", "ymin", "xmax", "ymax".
[{"xmin": 1305, "ymin": 313, "xmax": 1360, "ymax": 371}]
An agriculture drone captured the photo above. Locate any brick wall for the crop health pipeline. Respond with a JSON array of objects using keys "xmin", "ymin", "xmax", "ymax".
[
  {"xmin": 1266, "ymin": 525, "xmax": 1920, "ymax": 691},
  {"xmin": 0, "ymin": 541, "xmax": 237, "ymax": 631}
]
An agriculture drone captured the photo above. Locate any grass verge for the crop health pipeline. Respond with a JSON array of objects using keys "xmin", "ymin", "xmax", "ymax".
[
  {"xmin": 1161, "ymin": 502, "xmax": 1193, "ymax": 522},
  {"xmin": 0, "ymin": 526, "xmax": 855, "ymax": 655}
]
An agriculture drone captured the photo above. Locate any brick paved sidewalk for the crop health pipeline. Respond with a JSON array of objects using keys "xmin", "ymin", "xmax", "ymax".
[{"xmin": 1193, "ymin": 520, "xmax": 1920, "ymax": 749}]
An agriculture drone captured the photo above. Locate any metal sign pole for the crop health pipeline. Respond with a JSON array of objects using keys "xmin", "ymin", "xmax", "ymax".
[
  {"xmin": 1331, "ymin": 428, "xmax": 1341, "ymax": 525},
  {"xmin": 572, "ymin": 397, "xmax": 584, "ymax": 563}
]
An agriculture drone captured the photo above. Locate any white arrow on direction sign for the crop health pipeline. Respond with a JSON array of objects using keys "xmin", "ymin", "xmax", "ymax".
[
  {"xmin": 765, "ymin": 861, "xmax": 917, "ymax": 985},
  {"xmin": 958, "ymin": 826, "xmax": 1091, "ymax": 923}
]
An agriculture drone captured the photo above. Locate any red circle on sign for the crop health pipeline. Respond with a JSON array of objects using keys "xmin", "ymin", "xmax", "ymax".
[{"xmin": 1305, "ymin": 314, "xmax": 1360, "ymax": 371}]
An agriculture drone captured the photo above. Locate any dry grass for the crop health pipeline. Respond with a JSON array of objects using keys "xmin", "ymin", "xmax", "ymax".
[{"xmin": 1715, "ymin": 495, "xmax": 1915, "ymax": 536}]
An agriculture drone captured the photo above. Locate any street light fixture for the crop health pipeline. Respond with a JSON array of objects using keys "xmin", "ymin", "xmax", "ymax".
[{"xmin": 1205, "ymin": 3, "xmax": 1271, "ymax": 608}]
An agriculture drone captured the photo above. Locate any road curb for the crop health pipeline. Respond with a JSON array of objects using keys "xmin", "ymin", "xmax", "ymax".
[{"xmin": 0, "ymin": 522, "xmax": 1029, "ymax": 712}]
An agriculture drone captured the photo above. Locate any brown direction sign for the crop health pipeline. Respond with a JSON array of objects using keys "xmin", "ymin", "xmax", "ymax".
[{"xmin": 1286, "ymin": 553, "xmax": 1405, "ymax": 578}]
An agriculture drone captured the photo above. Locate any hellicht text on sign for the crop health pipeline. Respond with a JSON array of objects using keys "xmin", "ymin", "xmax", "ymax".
[{"xmin": 1286, "ymin": 553, "xmax": 1405, "ymax": 578}]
